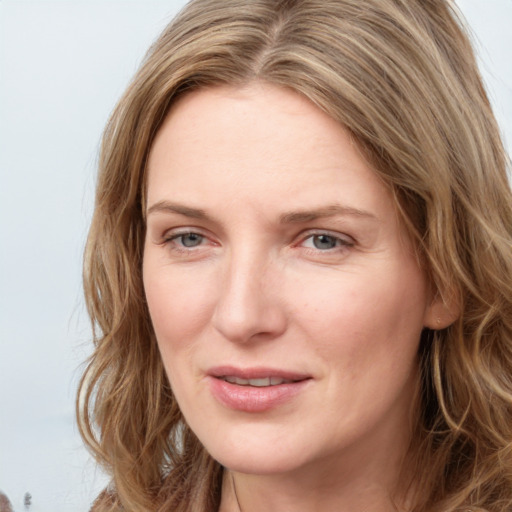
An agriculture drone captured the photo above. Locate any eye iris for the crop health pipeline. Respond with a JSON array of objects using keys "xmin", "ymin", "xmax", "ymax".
[
  {"xmin": 181, "ymin": 233, "xmax": 203, "ymax": 247},
  {"xmin": 313, "ymin": 234, "xmax": 337, "ymax": 250}
]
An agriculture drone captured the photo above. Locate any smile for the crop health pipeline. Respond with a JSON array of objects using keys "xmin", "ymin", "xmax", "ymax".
[
  {"xmin": 220, "ymin": 376, "xmax": 297, "ymax": 387},
  {"xmin": 207, "ymin": 367, "xmax": 312, "ymax": 412}
]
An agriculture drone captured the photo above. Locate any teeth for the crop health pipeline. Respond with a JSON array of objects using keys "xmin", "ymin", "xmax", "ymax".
[
  {"xmin": 248, "ymin": 377, "xmax": 271, "ymax": 387},
  {"xmin": 222, "ymin": 376, "xmax": 293, "ymax": 387}
]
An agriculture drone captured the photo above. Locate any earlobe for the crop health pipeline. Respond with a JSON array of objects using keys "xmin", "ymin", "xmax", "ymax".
[{"xmin": 423, "ymin": 289, "xmax": 460, "ymax": 330}]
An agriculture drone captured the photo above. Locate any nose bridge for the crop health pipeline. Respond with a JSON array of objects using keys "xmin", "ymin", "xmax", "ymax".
[{"xmin": 212, "ymin": 243, "xmax": 286, "ymax": 343}]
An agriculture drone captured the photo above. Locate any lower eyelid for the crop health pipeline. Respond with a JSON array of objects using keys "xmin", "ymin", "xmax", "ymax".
[
  {"xmin": 161, "ymin": 230, "xmax": 222, "ymax": 254},
  {"xmin": 157, "ymin": 230, "xmax": 353, "ymax": 251},
  {"xmin": 167, "ymin": 233, "xmax": 205, "ymax": 246}
]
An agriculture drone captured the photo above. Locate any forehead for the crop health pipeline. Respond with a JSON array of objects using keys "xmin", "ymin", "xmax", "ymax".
[
  {"xmin": 149, "ymin": 83, "xmax": 357, "ymax": 173},
  {"xmin": 146, "ymin": 83, "xmax": 393, "ymax": 215}
]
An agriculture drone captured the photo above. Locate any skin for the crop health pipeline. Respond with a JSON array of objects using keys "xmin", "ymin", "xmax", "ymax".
[{"xmin": 143, "ymin": 83, "xmax": 449, "ymax": 511}]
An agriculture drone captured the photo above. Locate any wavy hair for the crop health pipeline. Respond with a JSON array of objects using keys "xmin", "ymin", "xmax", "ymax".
[{"xmin": 78, "ymin": 0, "xmax": 512, "ymax": 510}]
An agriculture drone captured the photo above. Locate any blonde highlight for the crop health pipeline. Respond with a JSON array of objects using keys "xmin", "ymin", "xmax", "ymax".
[{"xmin": 78, "ymin": 1, "xmax": 512, "ymax": 510}]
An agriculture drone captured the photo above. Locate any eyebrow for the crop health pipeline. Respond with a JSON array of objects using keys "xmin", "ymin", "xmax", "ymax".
[
  {"xmin": 146, "ymin": 200, "xmax": 376, "ymax": 224},
  {"xmin": 146, "ymin": 200, "xmax": 208, "ymax": 219},
  {"xmin": 279, "ymin": 205, "xmax": 376, "ymax": 223}
]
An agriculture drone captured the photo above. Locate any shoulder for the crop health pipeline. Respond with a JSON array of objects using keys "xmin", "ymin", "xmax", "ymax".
[{"xmin": 0, "ymin": 491, "xmax": 14, "ymax": 512}]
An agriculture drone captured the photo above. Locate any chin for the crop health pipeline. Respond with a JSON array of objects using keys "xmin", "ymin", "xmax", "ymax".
[
  {"xmin": 215, "ymin": 450, "xmax": 306, "ymax": 476},
  {"xmin": 197, "ymin": 427, "xmax": 317, "ymax": 476}
]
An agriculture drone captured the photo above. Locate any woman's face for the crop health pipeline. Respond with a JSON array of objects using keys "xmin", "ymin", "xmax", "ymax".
[{"xmin": 143, "ymin": 83, "xmax": 440, "ymax": 478}]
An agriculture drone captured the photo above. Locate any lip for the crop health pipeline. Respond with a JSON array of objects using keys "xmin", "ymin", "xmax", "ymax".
[{"xmin": 207, "ymin": 366, "xmax": 312, "ymax": 412}]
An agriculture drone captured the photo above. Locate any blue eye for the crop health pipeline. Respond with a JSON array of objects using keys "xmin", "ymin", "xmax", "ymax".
[
  {"xmin": 179, "ymin": 233, "xmax": 204, "ymax": 247},
  {"xmin": 301, "ymin": 232, "xmax": 353, "ymax": 252},
  {"xmin": 172, "ymin": 232, "xmax": 204, "ymax": 248},
  {"xmin": 311, "ymin": 234, "xmax": 338, "ymax": 250},
  {"xmin": 160, "ymin": 229, "xmax": 216, "ymax": 258}
]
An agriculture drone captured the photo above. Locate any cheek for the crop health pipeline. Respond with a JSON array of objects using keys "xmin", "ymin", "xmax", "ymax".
[
  {"xmin": 143, "ymin": 263, "xmax": 216, "ymax": 356},
  {"xmin": 143, "ymin": 266, "xmax": 216, "ymax": 406},
  {"xmin": 288, "ymin": 265, "xmax": 428, "ymax": 363}
]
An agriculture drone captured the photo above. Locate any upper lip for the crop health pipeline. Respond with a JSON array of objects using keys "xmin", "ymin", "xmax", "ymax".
[{"xmin": 208, "ymin": 366, "xmax": 311, "ymax": 381}]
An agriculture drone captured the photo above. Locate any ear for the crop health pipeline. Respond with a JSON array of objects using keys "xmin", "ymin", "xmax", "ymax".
[{"xmin": 423, "ymin": 288, "xmax": 460, "ymax": 330}]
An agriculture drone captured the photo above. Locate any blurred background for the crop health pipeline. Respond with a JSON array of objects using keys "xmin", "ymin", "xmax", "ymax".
[{"xmin": 0, "ymin": 1, "xmax": 510, "ymax": 510}]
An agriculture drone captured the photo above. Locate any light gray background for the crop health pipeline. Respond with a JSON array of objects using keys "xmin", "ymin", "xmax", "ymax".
[{"xmin": 0, "ymin": 1, "xmax": 510, "ymax": 511}]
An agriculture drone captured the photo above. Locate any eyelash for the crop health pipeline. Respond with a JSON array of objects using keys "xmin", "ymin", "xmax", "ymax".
[
  {"xmin": 161, "ymin": 229, "xmax": 355, "ymax": 255},
  {"xmin": 298, "ymin": 231, "xmax": 355, "ymax": 252},
  {"xmin": 162, "ymin": 231, "xmax": 210, "ymax": 252}
]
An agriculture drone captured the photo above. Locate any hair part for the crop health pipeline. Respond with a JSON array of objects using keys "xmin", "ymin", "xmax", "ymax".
[{"xmin": 78, "ymin": 1, "xmax": 512, "ymax": 510}]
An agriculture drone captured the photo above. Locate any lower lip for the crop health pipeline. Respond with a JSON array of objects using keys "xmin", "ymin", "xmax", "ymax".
[{"xmin": 207, "ymin": 376, "xmax": 310, "ymax": 412}]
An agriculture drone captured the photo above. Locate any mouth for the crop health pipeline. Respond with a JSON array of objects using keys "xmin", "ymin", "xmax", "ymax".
[
  {"xmin": 219, "ymin": 376, "xmax": 302, "ymax": 387},
  {"xmin": 208, "ymin": 366, "xmax": 310, "ymax": 385},
  {"xmin": 207, "ymin": 366, "xmax": 312, "ymax": 412}
]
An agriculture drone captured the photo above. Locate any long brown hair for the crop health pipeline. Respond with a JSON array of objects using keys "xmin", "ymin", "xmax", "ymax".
[{"xmin": 78, "ymin": 1, "xmax": 512, "ymax": 510}]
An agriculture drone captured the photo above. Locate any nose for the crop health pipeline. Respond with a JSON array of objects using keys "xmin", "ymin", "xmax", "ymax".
[{"xmin": 211, "ymin": 249, "xmax": 287, "ymax": 344}]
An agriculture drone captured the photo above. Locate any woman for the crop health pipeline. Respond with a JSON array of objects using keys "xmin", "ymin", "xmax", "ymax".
[{"xmin": 78, "ymin": 0, "xmax": 512, "ymax": 510}]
